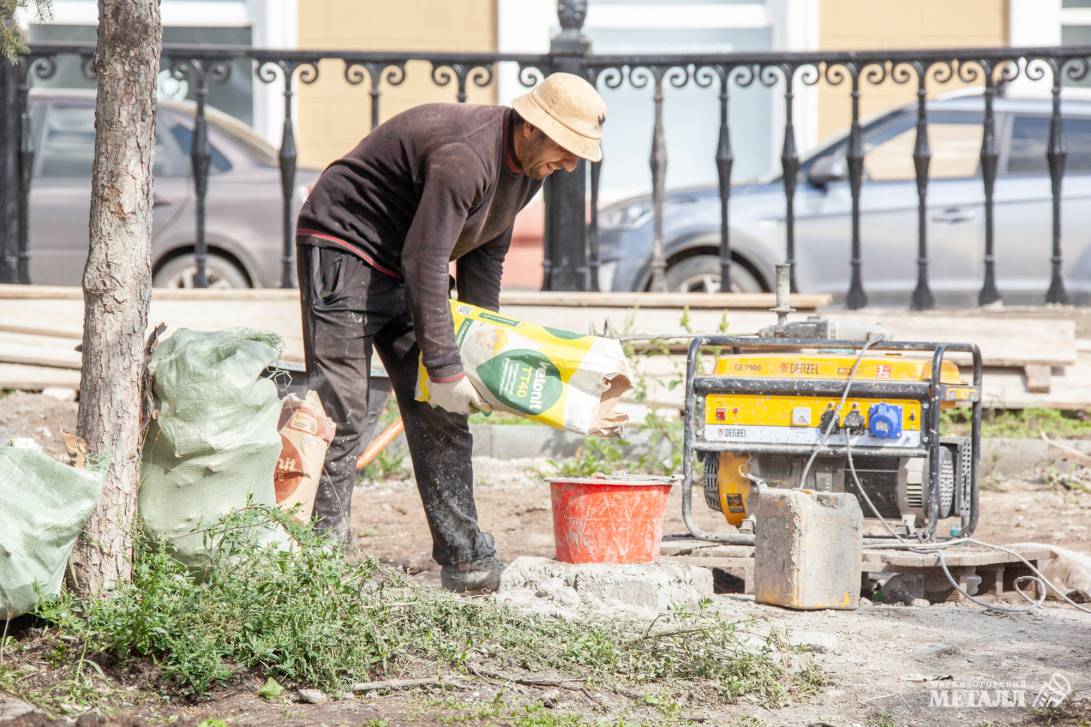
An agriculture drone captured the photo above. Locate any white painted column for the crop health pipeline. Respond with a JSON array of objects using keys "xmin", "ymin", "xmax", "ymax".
[
  {"xmin": 249, "ymin": 0, "xmax": 299, "ymax": 146},
  {"xmin": 1007, "ymin": 0, "xmax": 1061, "ymax": 96},
  {"xmin": 497, "ymin": 0, "xmax": 554, "ymax": 105},
  {"xmin": 768, "ymin": 0, "xmax": 821, "ymax": 160}
]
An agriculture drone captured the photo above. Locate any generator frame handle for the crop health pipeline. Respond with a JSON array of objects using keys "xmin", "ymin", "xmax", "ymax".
[{"xmin": 680, "ymin": 335, "xmax": 983, "ymax": 544}]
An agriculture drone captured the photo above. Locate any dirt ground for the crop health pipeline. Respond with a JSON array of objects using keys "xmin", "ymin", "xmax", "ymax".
[{"xmin": 2, "ymin": 391, "xmax": 1091, "ymax": 726}]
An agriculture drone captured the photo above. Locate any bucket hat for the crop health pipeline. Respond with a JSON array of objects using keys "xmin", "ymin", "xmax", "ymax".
[{"xmin": 512, "ymin": 72, "xmax": 606, "ymax": 162}]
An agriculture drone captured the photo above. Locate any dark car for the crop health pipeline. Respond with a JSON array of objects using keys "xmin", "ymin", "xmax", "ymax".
[
  {"xmin": 27, "ymin": 89, "xmax": 321, "ymax": 288},
  {"xmin": 597, "ymin": 90, "xmax": 1091, "ymax": 305}
]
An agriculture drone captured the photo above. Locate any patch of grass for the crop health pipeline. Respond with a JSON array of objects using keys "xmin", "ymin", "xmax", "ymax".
[
  {"xmin": 544, "ymin": 416, "xmax": 682, "ymax": 479},
  {"xmin": 942, "ymin": 407, "xmax": 1091, "ymax": 440},
  {"xmin": 1026, "ymin": 694, "xmax": 1091, "ymax": 725},
  {"xmin": 0, "ymin": 638, "xmax": 145, "ymax": 719},
  {"xmin": 1036, "ymin": 463, "xmax": 1091, "ymax": 494},
  {"xmin": 358, "ymin": 446, "xmax": 410, "ymax": 481},
  {"xmin": 431, "ymin": 694, "xmax": 646, "ymax": 726},
  {"xmin": 24, "ymin": 505, "xmax": 822, "ymax": 713},
  {"xmin": 864, "ymin": 711, "xmax": 900, "ymax": 727}
]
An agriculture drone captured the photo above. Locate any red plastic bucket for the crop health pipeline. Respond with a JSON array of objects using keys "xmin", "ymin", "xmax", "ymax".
[{"xmin": 547, "ymin": 475, "xmax": 677, "ymax": 564}]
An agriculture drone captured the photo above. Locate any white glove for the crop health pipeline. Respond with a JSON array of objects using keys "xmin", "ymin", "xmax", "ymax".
[{"xmin": 428, "ymin": 376, "xmax": 492, "ymax": 415}]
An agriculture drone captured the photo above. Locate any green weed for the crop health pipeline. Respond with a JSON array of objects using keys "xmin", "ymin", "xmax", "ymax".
[
  {"xmin": 26, "ymin": 505, "xmax": 820, "ymax": 711},
  {"xmin": 358, "ymin": 446, "xmax": 410, "ymax": 481},
  {"xmin": 865, "ymin": 711, "xmax": 900, "ymax": 727},
  {"xmin": 942, "ymin": 406, "xmax": 1091, "ymax": 440}
]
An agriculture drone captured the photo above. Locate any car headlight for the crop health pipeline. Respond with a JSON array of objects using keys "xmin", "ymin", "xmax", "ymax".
[
  {"xmin": 598, "ymin": 201, "xmax": 653, "ymax": 231},
  {"xmin": 596, "ymin": 260, "xmax": 618, "ymax": 291}
]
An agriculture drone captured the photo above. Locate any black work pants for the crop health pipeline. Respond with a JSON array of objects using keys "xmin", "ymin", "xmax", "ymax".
[{"xmin": 296, "ymin": 243, "xmax": 495, "ymax": 566}]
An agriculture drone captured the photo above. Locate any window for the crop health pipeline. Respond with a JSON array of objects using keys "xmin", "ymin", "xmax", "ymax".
[
  {"xmin": 28, "ymin": 23, "xmax": 256, "ymax": 126},
  {"xmin": 862, "ymin": 118, "xmax": 982, "ymax": 182},
  {"xmin": 38, "ymin": 103, "xmax": 173, "ymax": 178},
  {"xmin": 168, "ymin": 124, "xmax": 233, "ymax": 175},
  {"xmin": 38, "ymin": 105, "xmax": 95, "ymax": 177},
  {"xmin": 1006, "ymin": 115, "xmax": 1091, "ymax": 175}
]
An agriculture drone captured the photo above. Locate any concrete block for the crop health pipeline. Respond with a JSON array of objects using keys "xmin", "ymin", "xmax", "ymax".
[
  {"xmin": 0, "ymin": 694, "xmax": 39, "ymax": 721},
  {"xmin": 752, "ymin": 488, "xmax": 862, "ymax": 611},
  {"xmin": 498, "ymin": 556, "xmax": 713, "ymax": 616}
]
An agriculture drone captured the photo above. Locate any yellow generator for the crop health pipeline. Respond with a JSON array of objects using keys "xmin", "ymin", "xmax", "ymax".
[{"xmin": 681, "ymin": 312, "xmax": 983, "ymax": 544}]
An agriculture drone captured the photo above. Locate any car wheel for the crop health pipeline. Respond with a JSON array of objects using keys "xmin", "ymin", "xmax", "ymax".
[
  {"xmin": 664, "ymin": 255, "xmax": 763, "ymax": 293},
  {"xmin": 153, "ymin": 253, "xmax": 250, "ymax": 289}
]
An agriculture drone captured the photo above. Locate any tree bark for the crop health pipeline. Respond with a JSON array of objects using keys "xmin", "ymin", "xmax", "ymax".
[{"xmin": 70, "ymin": 0, "xmax": 162, "ymax": 596}]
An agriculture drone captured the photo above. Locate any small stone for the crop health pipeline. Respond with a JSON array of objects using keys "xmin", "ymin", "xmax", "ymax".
[
  {"xmin": 7, "ymin": 437, "xmax": 42, "ymax": 451},
  {"xmin": 0, "ymin": 695, "xmax": 39, "ymax": 721},
  {"xmin": 858, "ymin": 597, "xmax": 872, "ymax": 607},
  {"xmin": 298, "ymin": 688, "xmax": 329, "ymax": 705},
  {"xmin": 911, "ymin": 598, "xmax": 931, "ymax": 607},
  {"xmin": 41, "ymin": 387, "xmax": 77, "ymax": 401},
  {"xmin": 880, "ymin": 573, "xmax": 925, "ymax": 605}
]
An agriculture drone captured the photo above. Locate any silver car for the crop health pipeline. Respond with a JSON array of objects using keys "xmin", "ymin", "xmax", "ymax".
[
  {"xmin": 27, "ymin": 89, "xmax": 320, "ymax": 288},
  {"xmin": 597, "ymin": 90, "xmax": 1091, "ymax": 305}
]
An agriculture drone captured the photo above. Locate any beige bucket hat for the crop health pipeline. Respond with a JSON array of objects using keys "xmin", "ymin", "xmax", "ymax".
[{"xmin": 512, "ymin": 72, "xmax": 606, "ymax": 162}]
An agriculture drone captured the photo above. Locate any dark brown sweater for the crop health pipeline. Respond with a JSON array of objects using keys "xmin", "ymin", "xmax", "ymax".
[{"xmin": 297, "ymin": 103, "xmax": 540, "ymax": 381}]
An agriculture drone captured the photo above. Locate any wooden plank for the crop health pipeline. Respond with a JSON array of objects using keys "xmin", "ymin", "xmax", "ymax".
[
  {"xmin": 0, "ymin": 284, "xmax": 830, "ymax": 309},
  {"xmin": 0, "ymin": 284, "xmax": 300, "ymax": 302},
  {"xmin": 982, "ymin": 360, "xmax": 1091, "ymax": 410},
  {"xmin": 0, "ymin": 322, "xmax": 82, "ymax": 339},
  {"xmin": 499, "ymin": 290, "xmax": 829, "ymax": 310},
  {"xmin": 860, "ymin": 545, "xmax": 1055, "ymax": 569},
  {"xmin": 0, "ymin": 363, "xmax": 80, "ymax": 389},
  {"xmin": 0, "ymin": 333, "xmax": 81, "ymax": 369},
  {"xmin": 1024, "ymin": 364, "xmax": 1052, "ymax": 394},
  {"xmin": 2, "ymin": 289, "xmax": 1078, "ymax": 367}
]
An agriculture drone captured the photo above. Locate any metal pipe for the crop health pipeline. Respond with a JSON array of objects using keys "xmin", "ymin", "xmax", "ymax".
[
  {"xmin": 588, "ymin": 154, "xmax": 602, "ymax": 291},
  {"xmin": 189, "ymin": 62, "xmax": 212, "ymax": 288},
  {"xmin": 681, "ymin": 335, "xmax": 755, "ymax": 544},
  {"xmin": 845, "ymin": 63, "xmax": 867, "ymax": 310},
  {"xmin": 1046, "ymin": 59, "xmax": 1069, "ymax": 304},
  {"xmin": 278, "ymin": 64, "xmax": 297, "ymax": 289},
  {"xmin": 910, "ymin": 60, "xmax": 935, "ymax": 311},
  {"xmin": 715, "ymin": 65, "xmax": 734, "ymax": 293},
  {"xmin": 648, "ymin": 69, "xmax": 668, "ymax": 292},
  {"xmin": 779, "ymin": 65, "xmax": 800, "ymax": 293},
  {"xmin": 978, "ymin": 63, "xmax": 1001, "ymax": 305}
]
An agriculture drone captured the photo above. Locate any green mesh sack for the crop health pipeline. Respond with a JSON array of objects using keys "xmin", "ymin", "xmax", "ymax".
[
  {"xmin": 0, "ymin": 446, "xmax": 103, "ymax": 617},
  {"xmin": 140, "ymin": 328, "xmax": 290, "ymax": 570}
]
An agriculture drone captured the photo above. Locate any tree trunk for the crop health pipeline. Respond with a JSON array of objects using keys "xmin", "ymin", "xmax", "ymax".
[{"xmin": 70, "ymin": 0, "xmax": 162, "ymax": 596}]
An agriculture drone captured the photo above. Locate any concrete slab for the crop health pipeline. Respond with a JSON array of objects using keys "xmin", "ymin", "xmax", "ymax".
[{"xmin": 498, "ymin": 555, "xmax": 713, "ymax": 617}]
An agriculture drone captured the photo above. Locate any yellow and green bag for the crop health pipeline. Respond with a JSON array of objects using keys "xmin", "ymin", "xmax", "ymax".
[{"xmin": 416, "ymin": 301, "xmax": 632, "ymax": 436}]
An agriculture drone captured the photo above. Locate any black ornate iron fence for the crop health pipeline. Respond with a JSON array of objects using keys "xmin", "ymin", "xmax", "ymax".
[{"xmin": 1, "ymin": 1, "xmax": 1090, "ymax": 310}]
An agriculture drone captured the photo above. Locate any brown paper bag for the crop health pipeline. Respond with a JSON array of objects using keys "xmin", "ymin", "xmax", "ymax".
[{"xmin": 275, "ymin": 390, "xmax": 335, "ymax": 522}]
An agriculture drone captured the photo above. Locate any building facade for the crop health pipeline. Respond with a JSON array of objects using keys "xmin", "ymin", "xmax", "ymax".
[{"xmin": 23, "ymin": 0, "xmax": 1088, "ymax": 197}]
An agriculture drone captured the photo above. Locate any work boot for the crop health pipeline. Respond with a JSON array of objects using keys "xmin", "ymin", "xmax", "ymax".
[{"xmin": 440, "ymin": 556, "xmax": 505, "ymax": 594}]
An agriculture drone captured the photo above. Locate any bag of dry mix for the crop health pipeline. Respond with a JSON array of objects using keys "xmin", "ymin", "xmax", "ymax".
[{"xmin": 416, "ymin": 300, "xmax": 632, "ymax": 436}]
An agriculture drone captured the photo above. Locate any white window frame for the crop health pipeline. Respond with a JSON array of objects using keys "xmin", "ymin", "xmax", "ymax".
[
  {"xmin": 15, "ymin": 0, "xmax": 297, "ymax": 146},
  {"xmin": 497, "ymin": 0, "xmax": 819, "ymax": 176}
]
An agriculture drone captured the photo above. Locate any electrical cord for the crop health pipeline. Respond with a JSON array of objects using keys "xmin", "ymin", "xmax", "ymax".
[
  {"xmin": 796, "ymin": 337, "xmax": 879, "ymax": 491},
  {"xmin": 787, "ymin": 336, "xmax": 1088, "ymax": 614},
  {"xmin": 745, "ymin": 333, "xmax": 1086, "ymax": 615},
  {"xmin": 844, "ymin": 439, "xmax": 1091, "ymax": 615}
]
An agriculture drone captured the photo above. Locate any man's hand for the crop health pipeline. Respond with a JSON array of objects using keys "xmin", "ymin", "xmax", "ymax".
[{"xmin": 428, "ymin": 376, "xmax": 492, "ymax": 415}]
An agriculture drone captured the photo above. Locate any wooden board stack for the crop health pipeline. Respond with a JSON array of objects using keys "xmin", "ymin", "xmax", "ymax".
[{"xmin": 1, "ymin": 284, "xmax": 1087, "ymax": 409}]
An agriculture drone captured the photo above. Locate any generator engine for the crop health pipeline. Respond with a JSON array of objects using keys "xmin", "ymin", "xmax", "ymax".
[{"xmin": 681, "ymin": 314, "xmax": 983, "ymax": 542}]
